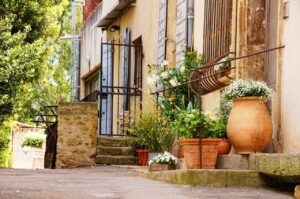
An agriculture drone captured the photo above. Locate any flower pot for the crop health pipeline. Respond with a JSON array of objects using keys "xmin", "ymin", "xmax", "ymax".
[
  {"xmin": 217, "ymin": 139, "xmax": 231, "ymax": 155},
  {"xmin": 136, "ymin": 149, "xmax": 149, "ymax": 166},
  {"xmin": 227, "ymin": 97, "xmax": 272, "ymax": 154},
  {"xmin": 179, "ymin": 138, "xmax": 219, "ymax": 169},
  {"xmin": 149, "ymin": 163, "xmax": 176, "ymax": 172},
  {"xmin": 178, "ymin": 145, "xmax": 184, "ymax": 158}
]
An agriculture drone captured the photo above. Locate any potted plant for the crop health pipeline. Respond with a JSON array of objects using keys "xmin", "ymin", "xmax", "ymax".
[
  {"xmin": 214, "ymin": 56, "xmax": 234, "ymax": 84},
  {"xmin": 130, "ymin": 106, "xmax": 175, "ymax": 166},
  {"xmin": 149, "ymin": 151, "xmax": 177, "ymax": 171},
  {"xmin": 171, "ymin": 104, "xmax": 220, "ymax": 169},
  {"xmin": 209, "ymin": 116, "xmax": 231, "ymax": 155},
  {"xmin": 222, "ymin": 79, "xmax": 274, "ymax": 154}
]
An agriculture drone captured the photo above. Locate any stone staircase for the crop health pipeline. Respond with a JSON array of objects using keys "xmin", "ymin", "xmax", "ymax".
[{"xmin": 96, "ymin": 136, "xmax": 137, "ymax": 165}]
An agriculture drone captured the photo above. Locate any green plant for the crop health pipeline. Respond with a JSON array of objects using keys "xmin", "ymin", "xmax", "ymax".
[
  {"xmin": 171, "ymin": 102, "xmax": 213, "ymax": 139},
  {"xmin": 222, "ymin": 79, "xmax": 274, "ymax": 101},
  {"xmin": 129, "ymin": 104, "xmax": 174, "ymax": 152},
  {"xmin": 22, "ymin": 131, "xmax": 45, "ymax": 149}
]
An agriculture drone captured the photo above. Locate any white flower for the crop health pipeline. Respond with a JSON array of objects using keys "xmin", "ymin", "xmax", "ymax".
[
  {"xmin": 161, "ymin": 60, "xmax": 169, "ymax": 67},
  {"xmin": 169, "ymin": 77, "xmax": 178, "ymax": 87},
  {"xmin": 147, "ymin": 77, "xmax": 156, "ymax": 86},
  {"xmin": 180, "ymin": 66, "xmax": 185, "ymax": 73},
  {"xmin": 160, "ymin": 71, "xmax": 169, "ymax": 79}
]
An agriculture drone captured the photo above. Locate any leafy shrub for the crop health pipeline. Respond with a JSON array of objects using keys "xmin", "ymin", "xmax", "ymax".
[
  {"xmin": 22, "ymin": 132, "xmax": 46, "ymax": 148},
  {"xmin": 129, "ymin": 103, "xmax": 174, "ymax": 152}
]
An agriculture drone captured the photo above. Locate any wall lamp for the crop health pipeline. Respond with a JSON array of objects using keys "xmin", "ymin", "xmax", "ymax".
[{"xmin": 110, "ymin": 25, "xmax": 120, "ymax": 32}]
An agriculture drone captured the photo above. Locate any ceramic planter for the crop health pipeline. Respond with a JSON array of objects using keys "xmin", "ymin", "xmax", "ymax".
[
  {"xmin": 217, "ymin": 139, "xmax": 231, "ymax": 155},
  {"xmin": 179, "ymin": 138, "xmax": 220, "ymax": 169},
  {"xmin": 227, "ymin": 97, "xmax": 272, "ymax": 154},
  {"xmin": 149, "ymin": 163, "xmax": 176, "ymax": 172},
  {"xmin": 136, "ymin": 149, "xmax": 149, "ymax": 166}
]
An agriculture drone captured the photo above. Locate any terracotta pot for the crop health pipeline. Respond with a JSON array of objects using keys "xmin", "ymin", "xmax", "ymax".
[
  {"xmin": 178, "ymin": 144, "xmax": 184, "ymax": 158},
  {"xmin": 179, "ymin": 138, "xmax": 220, "ymax": 169},
  {"xmin": 217, "ymin": 139, "xmax": 231, "ymax": 155},
  {"xmin": 227, "ymin": 97, "xmax": 272, "ymax": 154},
  {"xmin": 136, "ymin": 149, "xmax": 149, "ymax": 166}
]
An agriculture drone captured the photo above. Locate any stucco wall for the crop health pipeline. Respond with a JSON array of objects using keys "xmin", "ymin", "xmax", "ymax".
[
  {"xmin": 12, "ymin": 127, "xmax": 45, "ymax": 169},
  {"xmin": 56, "ymin": 102, "xmax": 98, "ymax": 168},
  {"xmin": 280, "ymin": 0, "xmax": 300, "ymax": 152},
  {"xmin": 80, "ymin": 4, "xmax": 103, "ymax": 99},
  {"xmin": 104, "ymin": 0, "xmax": 159, "ymax": 134}
]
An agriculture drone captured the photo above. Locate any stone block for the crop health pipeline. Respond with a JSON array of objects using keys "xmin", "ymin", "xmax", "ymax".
[
  {"xmin": 217, "ymin": 154, "xmax": 256, "ymax": 170},
  {"xmin": 56, "ymin": 103, "xmax": 98, "ymax": 168},
  {"xmin": 256, "ymin": 153, "xmax": 300, "ymax": 183}
]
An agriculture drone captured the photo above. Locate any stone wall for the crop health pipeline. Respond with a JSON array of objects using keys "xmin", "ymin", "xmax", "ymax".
[{"xmin": 56, "ymin": 102, "xmax": 98, "ymax": 168}]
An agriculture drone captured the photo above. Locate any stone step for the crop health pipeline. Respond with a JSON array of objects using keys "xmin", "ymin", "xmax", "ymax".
[
  {"xmin": 97, "ymin": 136, "xmax": 132, "ymax": 147},
  {"xmin": 97, "ymin": 146, "xmax": 135, "ymax": 156},
  {"xmin": 216, "ymin": 154, "xmax": 256, "ymax": 170},
  {"xmin": 145, "ymin": 169, "xmax": 265, "ymax": 187},
  {"xmin": 96, "ymin": 155, "xmax": 137, "ymax": 165}
]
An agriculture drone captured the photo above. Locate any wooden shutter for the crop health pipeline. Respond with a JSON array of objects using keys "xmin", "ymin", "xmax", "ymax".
[
  {"xmin": 176, "ymin": 0, "xmax": 187, "ymax": 66},
  {"xmin": 203, "ymin": 0, "xmax": 233, "ymax": 63},
  {"xmin": 122, "ymin": 28, "xmax": 131, "ymax": 111},
  {"xmin": 157, "ymin": 0, "xmax": 167, "ymax": 65}
]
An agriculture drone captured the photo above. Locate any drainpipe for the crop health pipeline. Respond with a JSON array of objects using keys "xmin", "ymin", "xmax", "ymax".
[{"xmin": 187, "ymin": 0, "xmax": 194, "ymax": 50}]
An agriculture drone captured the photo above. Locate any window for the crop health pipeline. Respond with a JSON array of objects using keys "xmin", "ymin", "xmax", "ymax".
[{"xmin": 203, "ymin": 0, "xmax": 233, "ymax": 63}]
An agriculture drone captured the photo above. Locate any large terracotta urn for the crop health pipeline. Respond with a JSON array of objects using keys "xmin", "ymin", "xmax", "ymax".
[{"xmin": 227, "ymin": 97, "xmax": 272, "ymax": 154}]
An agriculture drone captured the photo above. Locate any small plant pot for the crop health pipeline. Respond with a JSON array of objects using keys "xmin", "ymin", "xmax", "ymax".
[
  {"xmin": 136, "ymin": 149, "xmax": 149, "ymax": 166},
  {"xmin": 149, "ymin": 164, "xmax": 176, "ymax": 172},
  {"xmin": 179, "ymin": 138, "xmax": 220, "ymax": 169},
  {"xmin": 217, "ymin": 139, "xmax": 231, "ymax": 155}
]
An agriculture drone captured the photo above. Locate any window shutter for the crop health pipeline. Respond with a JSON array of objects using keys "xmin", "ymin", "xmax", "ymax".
[
  {"xmin": 157, "ymin": 0, "xmax": 167, "ymax": 65},
  {"xmin": 176, "ymin": 0, "xmax": 188, "ymax": 66},
  {"xmin": 121, "ymin": 28, "xmax": 131, "ymax": 111}
]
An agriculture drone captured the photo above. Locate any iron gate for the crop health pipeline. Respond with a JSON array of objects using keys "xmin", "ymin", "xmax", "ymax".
[{"xmin": 99, "ymin": 40, "xmax": 143, "ymax": 136}]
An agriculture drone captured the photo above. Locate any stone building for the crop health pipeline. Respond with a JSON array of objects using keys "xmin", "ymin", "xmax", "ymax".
[{"xmin": 56, "ymin": 0, "xmax": 300, "ymax": 167}]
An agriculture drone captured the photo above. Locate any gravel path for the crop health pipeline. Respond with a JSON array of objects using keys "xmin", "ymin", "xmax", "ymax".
[{"xmin": 0, "ymin": 166, "xmax": 293, "ymax": 199}]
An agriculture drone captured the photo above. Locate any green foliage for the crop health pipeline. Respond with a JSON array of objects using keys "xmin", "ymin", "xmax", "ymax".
[
  {"xmin": 0, "ymin": 0, "xmax": 77, "ymax": 124},
  {"xmin": 148, "ymin": 51, "xmax": 203, "ymax": 121},
  {"xmin": 171, "ymin": 100, "xmax": 215, "ymax": 139},
  {"xmin": 222, "ymin": 79, "xmax": 274, "ymax": 102},
  {"xmin": 0, "ymin": 121, "xmax": 14, "ymax": 167},
  {"xmin": 129, "ymin": 104, "xmax": 175, "ymax": 152},
  {"xmin": 22, "ymin": 132, "xmax": 45, "ymax": 149}
]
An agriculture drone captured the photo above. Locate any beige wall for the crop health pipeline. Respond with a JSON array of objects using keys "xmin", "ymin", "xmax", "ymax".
[
  {"xmin": 12, "ymin": 127, "xmax": 45, "ymax": 169},
  {"xmin": 104, "ymin": 0, "xmax": 159, "ymax": 134},
  {"xmin": 280, "ymin": 0, "xmax": 300, "ymax": 153},
  {"xmin": 80, "ymin": 4, "xmax": 104, "ymax": 99}
]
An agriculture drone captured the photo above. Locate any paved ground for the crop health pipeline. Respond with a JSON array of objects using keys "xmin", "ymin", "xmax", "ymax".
[{"xmin": 0, "ymin": 166, "xmax": 293, "ymax": 199}]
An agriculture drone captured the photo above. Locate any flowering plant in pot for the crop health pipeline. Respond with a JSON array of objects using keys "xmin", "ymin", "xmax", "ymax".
[
  {"xmin": 171, "ymin": 103, "xmax": 220, "ymax": 169},
  {"xmin": 129, "ymin": 103, "xmax": 175, "ymax": 166},
  {"xmin": 222, "ymin": 79, "xmax": 274, "ymax": 154},
  {"xmin": 214, "ymin": 56, "xmax": 235, "ymax": 84},
  {"xmin": 149, "ymin": 151, "xmax": 177, "ymax": 171}
]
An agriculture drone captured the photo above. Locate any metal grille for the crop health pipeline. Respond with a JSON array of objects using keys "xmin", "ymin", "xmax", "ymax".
[
  {"xmin": 203, "ymin": 0, "xmax": 233, "ymax": 63},
  {"xmin": 99, "ymin": 42, "xmax": 143, "ymax": 136}
]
